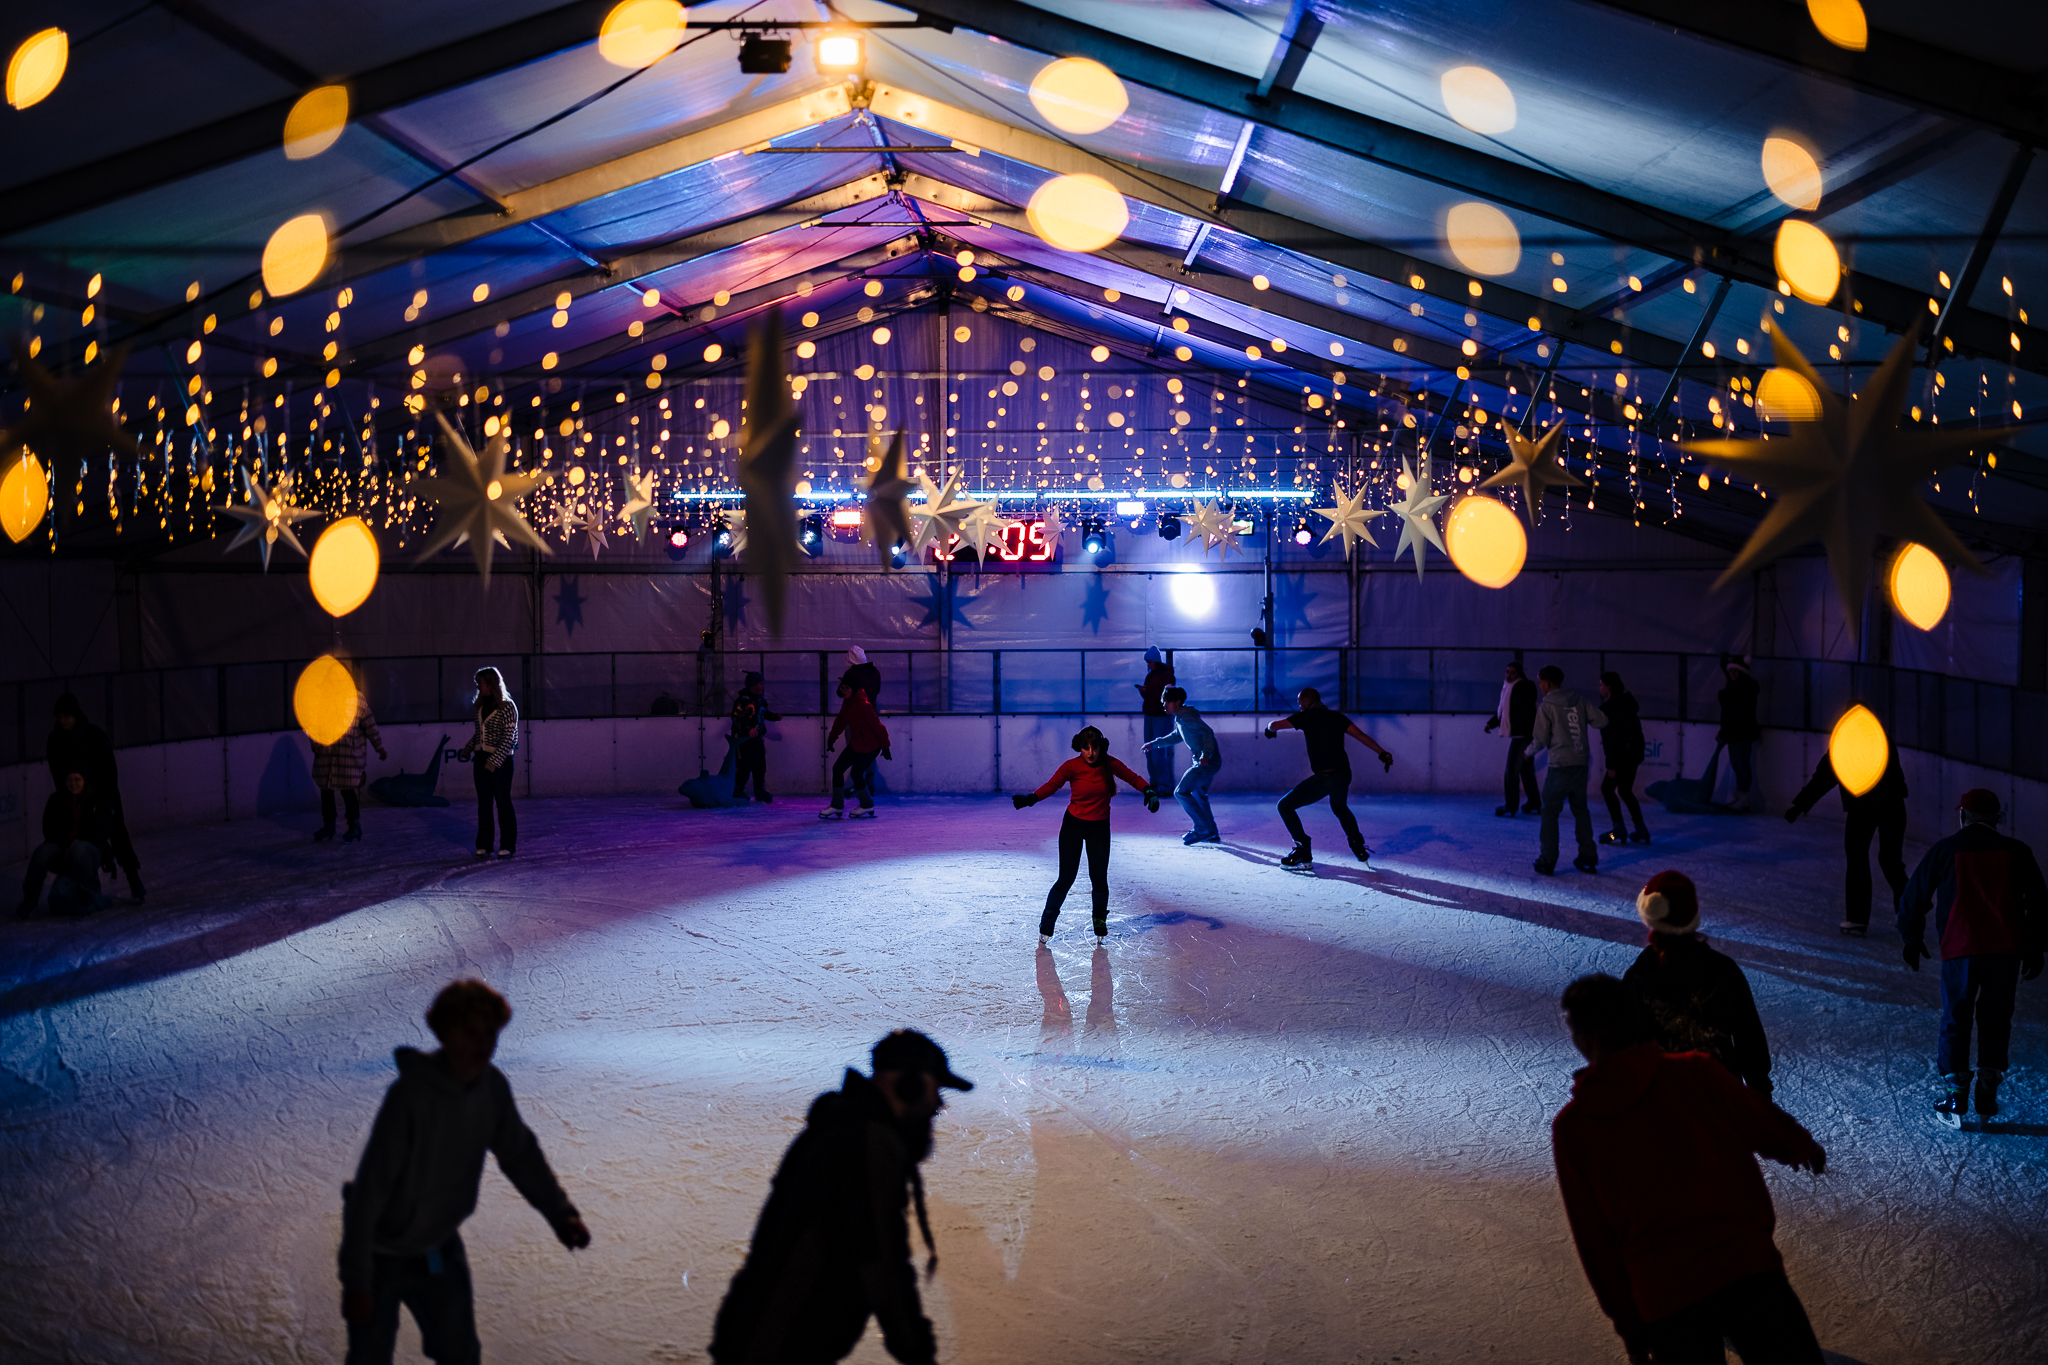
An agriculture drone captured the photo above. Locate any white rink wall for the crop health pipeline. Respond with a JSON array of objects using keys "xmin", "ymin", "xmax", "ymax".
[{"xmin": 3, "ymin": 714, "xmax": 2042, "ymax": 862}]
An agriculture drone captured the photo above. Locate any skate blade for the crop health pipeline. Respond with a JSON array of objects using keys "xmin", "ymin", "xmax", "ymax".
[
  {"xmin": 849, "ymin": 810, "xmax": 877, "ymax": 819},
  {"xmin": 1933, "ymin": 1110, "xmax": 1964, "ymax": 1130},
  {"xmin": 818, "ymin": 811, "xmax": 844, "ymax": 820}
]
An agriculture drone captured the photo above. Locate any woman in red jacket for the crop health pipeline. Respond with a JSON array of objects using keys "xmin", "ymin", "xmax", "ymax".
[{"xmin": 1014, "ymin": 726, "xmax": 1155, "ymax": 947}]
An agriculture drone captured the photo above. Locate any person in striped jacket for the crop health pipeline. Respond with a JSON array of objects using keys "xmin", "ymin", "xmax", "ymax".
[{"xmin": 457, "ymin": 667, "xmax": 520, "ymax": 859}]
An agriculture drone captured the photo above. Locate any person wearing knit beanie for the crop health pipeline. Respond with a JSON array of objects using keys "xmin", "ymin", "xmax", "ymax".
[{"xmin": 1622, "ymin": 871, "xmax": 1775, "ymax": 1095}]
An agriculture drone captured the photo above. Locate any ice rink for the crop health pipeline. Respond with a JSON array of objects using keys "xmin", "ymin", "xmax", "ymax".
[{"xmin": 3, "ymin": 790, "xmax": 2043, "ymax": 1364}]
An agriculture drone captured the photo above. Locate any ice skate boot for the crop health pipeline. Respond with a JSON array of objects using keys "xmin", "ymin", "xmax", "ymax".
[
  {"xmin": 819, "ymin": 807, "xmax": 845, "ymax": 820},
  {"xmin": 1348, "ymin": 833, "xmax": 1371, "ymax": 864},
  {"xmin": 1573, "ymin": 855, "xmax": 1598, "ymax": 874},
  {"xmin": 1838, "ymin": 920, "xmax": 1867, "ymax": 937},
  {"xmin": 1522, "ymin": 800, "xmax": 1540, "ymax": 814},
  {"xmin": 849, "ymin": 807, "xmax": 877, "ymax": 819},
  {"xmin": 1281, "ymin": 841, "xmax": 1313, "ymax": 869},
  {"xmin": 127, "ymin": 871, "xmax": 145, "ymax": 903},
  {"xmin": 1494, "ymin": 805, "xmax": 1516, "ymax": 817},
  {"xmin": 1630, "ymin": 827, "xmax": 1652, "ymax": 844},
  {"xmin": 1599, "ymin": 830, "xmax": 1625, "ymax": 845},
  {"xmin": 313, "ymin": 825, "xmax": 335, "ymax": 842},
  {"xmin": 1975, "ymin": 1069, "xmax": 2004, "ymax": 1118},
  {"xmin": 342, "ymin": 824, "xmax": 363, "ymax": 844},
  {"xmin": 1934, "ymin": 1073, "xmax": 1970, "ymax": 1129},
  {"xmin": 1038, "ymin": 934, "xmax": 1051, "ymax": 949}
]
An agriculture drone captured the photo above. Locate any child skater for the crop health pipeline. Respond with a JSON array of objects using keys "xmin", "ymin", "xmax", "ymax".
[
  {"xmin": 1141, "ymin": 687, "xmax": 1222, "ymax": 845},
  {"xmin": 1013, "ymin": 725, "xmax": 1158, "ymax": 947},
  {"xmin": 313, "ymin": 688, "xmax": 387, "ymax": 845},
  {"xmin": 822, "ymin": 683, "xmax": 890, "ymax": 819}
]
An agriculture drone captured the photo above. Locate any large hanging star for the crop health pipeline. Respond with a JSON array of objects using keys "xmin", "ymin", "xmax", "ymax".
[
  {"xmin": 1312, "ymin": 481, "xmax": 1387, "ymax": 558},
  {"xmin": 910, "ymin": 467, "xmax": 987, "ymax": 552},
  {"xmin": 557, "ymin": 502, "xmax": 608, "ymax": 556},
  {"xmin": 719, "ymin": 507, "xmax": 749, "ymax": 558},
  {"xmin": 960, "ymin": 502, "xmax": 1010, "ymax": 560},
  {"xmin": 1186, "ymin": 499, "xmax": 1233, "ymax": 557},
  {"xmin": 1684, "ymin": 320, "xmax": 2004, "ymax": 640},
  {"xmin": 1479, "ymin": 420, "xmax": 1582, "ymax": 524},
  {"xmin": 1, "ymin": 342, "xmax": 139, "ymax": 532},
  {"xmin": 410, "ymin": 410, "xmax": 550, "ymax": 585},
  {"xmin": 737, "ymin": 314, "xmax": 801, "ymax": 632},
  {"xmin": 619, "ymin": 469, "xmax": 657, "ymax": 542},
  {"xmin": 219, "ymin": 467, "xmax": 320, "ymax": 569},
  {"xmin": 862, "ymin": 429, "xmax": 912, "ymax": 566},
  {"xmin": 1037, "ymin": 504, "xmax": 1069, "ymax": 556},
  {"xmin": 1391, "ymin": 456, "xmax": 1449, "ymax": 579}
]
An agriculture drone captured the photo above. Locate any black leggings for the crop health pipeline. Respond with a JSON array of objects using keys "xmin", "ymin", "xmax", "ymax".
[
  {"xmin": 321, "ymin": 788, "xmax": 362, "ymax": 827},
  {"xmin": 474, "ymin": 758, "xmax": 516, "ymax": 853},
  {"xmin": 1279, "ymin": 771, "xmax": 1361, "ymax": 846},
  {"xmin": 1601, "ymin": 761, "xmax": 1644, "ymax": 833},
  {"xmin": 1041, "ymin": 812, "xmax": 1111, "ymax": 936}
]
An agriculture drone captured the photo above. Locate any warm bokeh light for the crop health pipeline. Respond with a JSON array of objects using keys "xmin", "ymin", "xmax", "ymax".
[
  {"xmin": 1026, "ymin": 174, "xmax": 1128, "ymax": 253},
  {"xmin": 598, "ymin": 0, "xmax": 684, "ymax": 68},
  {"xmin": 1440, "ymin": 66, "xmax": 1516, "ymax": 135},
  {"xmin": 1444, "ymin": 202, "xmax": 1521, "ymax": 276},
  {"xmin": 1, "ymin": 453, "xmax": 50, "ymax": 542},
  {"xmin": 1774, "ymin": 219, "xmax": 1840, "ymax": 304},
  {"xmin": 1756, "ymin": 366, "xmax": 1821, "ymax": 422},
  {"xmin": 1444, "ymin": 494, "xmax": 1526, "ymax": 589},
  {"xmin": 294, "ymin": 655, "xmax": 360, "ymax": 747},
  {"xmin": 1028, "ymin": 57, "xmax": 1128, "ymax": 135},
  {"xmin": 1828, "ymin": 704, "xmax": 1888, "ymax": 797},
  {"xmin": 815, "ymin": 32, "xmax": 863, "ymax": 72},
  {"xmin": 283, "ymin": 85, "xmax": 349, "ymax": 160},
  {"xmin": 1761, "ymin": 135, "xmax": 1822, "ymax": 211},
  {"xmin": 261, "ymin": 214, "xmax": 330, "ymax": 297},
  {"xmin": 1807, "ymin": 0, "xmax": 1868, "ymax": 51},
  {"xmin": 1889, "ymin": 543, "xmax": 1951, "ymax": 631},
  {"xmin": 6, "ymin": 28, "xmax": 67, "ymax": 110},
  {"xmin": 309, "ymin": 516, "xmax": 380, "ymax": 617}
]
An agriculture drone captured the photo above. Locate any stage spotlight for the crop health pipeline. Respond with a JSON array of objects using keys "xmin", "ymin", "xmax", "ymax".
[
  {"xmin": 815, "ymin": 31, "xmax": 863, "ymax": 71},
  {"xmin": 664, "ymin": 527, "xmax": 690, "ymax": 561},
  {"xmin": 889, "ymin": 539, "xmax": 908, "ymax": 568},
  {"xmin": 801, "ymin": 513, "xmax": 824, "ymax": 555},
  {"xmin": 739, "ymin": 36, "xmax": 791, "ymax": 73},
  {"xmin": 714, "ymin": 524, "xmax": 735, "ymax": 556},
  {"xmin": 1293, "ymin": 519, "xmax": 1313, "ymax": 546},
  {"xmin": 1158, "ymin": 512, "xmax": 1181, "ymax": 541}
]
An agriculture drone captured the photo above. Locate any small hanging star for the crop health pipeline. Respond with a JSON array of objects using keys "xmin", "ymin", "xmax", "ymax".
[
  {"xmin": 862, "ymin": 429, "xmax": 912, "ymax": 566},
  {"xmin": 619, "ymin": 469, "xmax": 657, "ymax": 542},
  {"xmin": 219, "ymin": 467, "xmax": 319, "ymax": 570},
  {"xmin": 910, "ymin": 467, "xmax": 987, "ymax": 552},
  {"xmin": 1479, "ymin": 421, "xmax": 1582, "ymax": 524},
  {"xmin": 409, "ymin": 410, "xmax": 550, "ymax": 586},
  {"xmin": 1312, "ymin": 481, "xmax": 1387, "ymax": 558},
  {"xmin": 1391, "ymin": 456, "xmax": 1449, "ymax": 580}
]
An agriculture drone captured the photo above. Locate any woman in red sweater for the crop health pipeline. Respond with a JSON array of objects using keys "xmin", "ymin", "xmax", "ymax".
[{"xmin": 1014, "ymin": 726, "xmax": 1156, "ymax": 946}]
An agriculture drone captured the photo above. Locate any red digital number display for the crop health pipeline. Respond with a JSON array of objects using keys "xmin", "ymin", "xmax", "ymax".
[{"xmin": 932, "ymin": 521, "xmax": 1058, "ymax": 564}]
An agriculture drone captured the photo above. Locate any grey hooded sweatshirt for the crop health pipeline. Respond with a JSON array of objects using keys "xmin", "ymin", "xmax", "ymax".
[
  {"xmin": 1141, "ymin": 705, "xmax": 1221, "ymax": 768},
  {"xmin": 340, "ymin": 1046, "xmax": 578, "ymax": 1289},
  {"xmin": 1529, "ymin": 687, "xmax": 1607, "ymax": 769}
]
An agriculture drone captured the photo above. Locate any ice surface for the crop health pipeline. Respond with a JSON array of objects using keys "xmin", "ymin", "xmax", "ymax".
[{"xmin": 2, "ymin": 792, "xmax": 2042, "ymax": 1364}]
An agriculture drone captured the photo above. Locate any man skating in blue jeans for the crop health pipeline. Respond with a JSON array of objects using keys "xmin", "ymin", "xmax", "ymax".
[
  {"xmin": 1142, "ymin": 687, "xmax": 1222, "ymax": 844},
  {"xmin": 1530, "ymin": 664, "xmax": 1607, "ymax": 876}
]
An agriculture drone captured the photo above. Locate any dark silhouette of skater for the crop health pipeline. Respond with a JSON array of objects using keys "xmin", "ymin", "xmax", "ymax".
[
  {"xmin": 1015, "ymin": 726, "xmax": 1156, "ymax": 945},
  {"xmin": 1785, "ymin": 733, "xmax": 1907, "ymax": 936},
  {"xmin": 1265, "ymin": 687, "xmax": 1392, "ymax": 869},
  {"xmin": 710, "ymin": 1029, "xmax": 973, "ymax": 1365},
  {"xmin": 456, "ymin": 667, "xmax": 519, "ymax": 858},
  {"xmin": 1136, "ymin": 645, "xmax": 1176, "ymax": 791},
  {"xmin": 730, "ymin": 670, "xmax": 780, "ymax": 803},
  {"xmin": 1552, "ymin": 973, "xmax": 1826, "ymax": 1365},
  {"xmin": 1623, "ymin": 871, "xmax": 1773, "ymax": 1095},
  {"xmin": 1717, "ymin": 656, "xmax": 1760, "ymax": 812},
  {"xmin": 1530, "ymin": 665, "xmax": 1606, "ymax": 876},
  {"xmin": 340, "ymin": 980, "xmax": 589, "ymax": 1365},
  {"xmin": 1598, "ymin": 671, "xmax": 1650, "ymax": 846},
  {"xmin": 823, "ymin": 683, "xmax": 890, "ymax": 817},
  {"xmin": 19, "ymin": 771, "xmax": 114, "ymax": 916},
  {"xmin": 47, "ymin": 693, "xmax": 143, "ymax": 900},
  {"xmin": 314, "ymin": 690, "xmax": 387, "ymax": 844},
  {"xmin": 1484, "ymin": 661, "xmax": 1540, "ymax": 816},
  {"xmin": 839, "ymin": 646, "xmax": 882, "ymax": 711},
  {"xmin": 1897, "ymin": 789, "xmax": 2047, "ymax": 1127}
]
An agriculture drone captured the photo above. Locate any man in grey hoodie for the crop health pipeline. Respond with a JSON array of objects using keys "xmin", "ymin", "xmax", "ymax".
[
  {"xmin": 340, "ymin": 980, "xmax": 590, "ymax": 1365},
  {"xmin": 1529, "ymin": 665, "xmax": 1607, "ymax": 876},
  {"xmin": 1142, "ymin": 687, "xmax": 1222, "ymax": 844}
]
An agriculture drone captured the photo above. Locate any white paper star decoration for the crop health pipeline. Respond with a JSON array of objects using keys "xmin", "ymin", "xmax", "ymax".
[
  {"xmin": 960, "ymin": 502, "xmax": 1010, "ymax": 560},
  {"xmin": 619, "ymin": 469, "xmax": 656, "ymax": 542},
  {"xmin": 1479, "ymin": 420, "xmax": 1583, "ymax": 523},
  {"xmin": 1037, "ymin": 505, "xmax": 1069, "ymax": 555},
  {"xmin": 1312, "ymin": 481, "xmax": 1386, "ymax": 558},
  {"xmin": 1391, "ymin": 456, "xmax": 1449, "ymax": 579},
  {"xmin": 1186, "ymin": 499, "xmax": 1234, "ymax": 557},
  {"xmin": 410, "ymin": 410, "xmax": 550, "ymax": 585},
  {"xmin": 737, "ymin": 314, "xmax": 801, "ymax": 632},
  {"xmin": 719, "ymin": 508, "xmax": 749, "ymax": 558},
  {"xmin": 556, "ymin": 503, "xmax": 607, "ymax": 556},
  {"xmin": 220, "ymin": 467, "xmax": 319, "ymax": 569},
  {"xmin": 862, "ymin": 430, "xmax": 912, "ymax": 566},
  {"xmin": 1684, "ymin": 320, "xmax": 2004, "ymax": 640},
  {"xmin": 910, "ymin": 467, "xmax": 987, "ymax": 552}
]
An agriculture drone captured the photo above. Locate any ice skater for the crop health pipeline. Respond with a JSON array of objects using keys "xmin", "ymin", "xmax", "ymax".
[
  {"xmin": 1597, "ymin": 671, "xmax": 1650, "ymax": 846},
  {"xmin": 1897, "ymin": 789, "xmax": 2046, "ymax": 1127},
  {"xmin": 1141, "ymin": 687, "xmax": 1221, "ymax": 845},
  {"xmin": 710, "ymin": 1030, "xmax": 971, "ymax": 1365},
  {"xmin": 1785, "ymin": 730, "xmax": 1907, "ymax": 936},
  {"xmin": 1013, "ymin": 725, "xmax": 1158, "ymax": 946},
  {"xmin": 1529, "ymin": 665, "xmax": 1606, "ymax": 876},
  {"xmin": 1717, "ymin": 655, "xmax": 1761, "ymax": 812},
  {"xmin": 313, "ymin": 688, "xmax": 387, "ymax": 844},
  {"xmin": 730, "ymin": 670, "xmax": 780, "ymax": 803},
  {"xmin": 1263, "ymin": 687, "xmax": 1392, "ymax": 868},
  {"xmin": 1552, "ymin": 974, "xmax": 1827, "ymax": 1365},
  {"xmin": 1623, "ymin": 871, "xmax": 1774, "ymax": 1095},
  {"xmin": 1136, "ymin": 645, "xmax": 1177, "ymax": 792},
  {"xmin": 823, "ymin": 682, "xmax": 890, "ymax": 819},
  {"xmin": 340, "ymin": 980, "xmax": 590, "ymax": 1365},
  {"xmin": 457, "ymin": 667, "xmax": 519, "ymax": 859},
  {"xmin": 47, "ymin": 692, "xmax": 143, "ymax": 901},
  {"xmin": 840, "ymin": 645, "xmax": 882, "ymax": 710},
  {"xmin": 19, "ymin": 770, "xmax": 113, "ymax": 917},
  {"xmin": 1484, "ymin": 661, "xmax": 1540, "ymax": 817}
]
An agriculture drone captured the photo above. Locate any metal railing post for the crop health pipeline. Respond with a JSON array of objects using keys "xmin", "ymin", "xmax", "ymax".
[{"xmin": 993, "ymin": 651, "xmax": 1002, "ymax": 715}]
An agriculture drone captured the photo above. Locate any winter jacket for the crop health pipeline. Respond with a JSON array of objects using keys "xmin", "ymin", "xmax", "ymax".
[
  {"xmin": 710, "ymin": 1070, "xmax": 937, "ymax": 1365},
  {"xmin": 730, "ymin": 688, "xmax": 779, "ymax": 740},
  {"xmin": 1143, "ymin": 707, "xmax": 1220, "ymax": 768},
  {"xmin": 1897, "ymin": 823, "xmax": 2047, "ymax": 961},
  {"xmin": 1789, "ymin": 746, "xmax": 1906, "ymax": 816},
  {"xmin": 47, "ymin": 717, "xmax": 120, "ymax": 796},
  {"xmin": 829, "ymin": 689, "xmax": 890, "ymax": 754},
  {"xmin": 1599, "ymin": 692, "xmax": 1645, "ymax": 769},
  {"xmin": 1552, "ymin": 1044, "xmax": 1821, "ymax": 1332},
  {"xmin": 1717, "ymin": 671, "xmax": 1761, "ymax": 744},
  {"xmin": 1529, "ymin": 687, "xmax": 1606, "ymax": 768},
  {"xmin": 1137, "ymin": 662, "xmax": 1175, "ymax": 716},
  {"xmin": 1495, "ymin": 677, "xmax": 1538, "ymax": 736},
  {"xmin": 1031, "ymin": 755, "xmax": 1150, "ymax": 821},
  {"xmin": 40, "ymin": 788, "xmax": 112, "ymax": 854},
  {"xmin": 461, "ymin": 698, "xmax": 519, "ymax": 771},
  {"xmin": 339, "ymin": 1047, "xmax": 578, "ymax": 1291},
  {"xmin": 1623, "ymin": 935, "xmax": 1773, "ymax": 1095},
  {"xmin": 312, "ymin": 697, "xmax": 384, "ymax": 790},
  {"xmin": 839, "ymin": 661, "xmax": 882, "ymax": 711}
]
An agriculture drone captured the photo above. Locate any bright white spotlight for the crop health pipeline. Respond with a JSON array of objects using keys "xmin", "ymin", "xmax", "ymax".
[
  {"xmin": 816, "ymin": 32, "xmax": 863, "ymax": 71},
  {"xmin": 1115, "ymin": 500, "xmax": 1146, "ymax": 516},
  {"xmin": 1169, "ymin": 568, "xmax": 1217, "ymax": 618}
]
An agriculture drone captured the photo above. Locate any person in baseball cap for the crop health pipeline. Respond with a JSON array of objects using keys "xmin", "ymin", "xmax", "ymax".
[
  {"xmin": 1622, "ymin": 871, "xmax": 1775, "ymax": 1095},
  {"xmin": 1898, "ymin": 788, "xmax": 2048, "ymax": 1126}
]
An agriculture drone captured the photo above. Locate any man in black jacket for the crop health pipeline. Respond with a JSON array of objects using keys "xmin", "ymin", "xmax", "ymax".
[
  {"xmin": 20, "ymin": 771, "xmax": 114, "ymax": 916},
  {"xmin": 711, "ymin": 1030, "xmax": 972, "ymax": 1365},
  {"xmin": 730, "ymin": 671, "xmax": 782, "ymax": 803},
  {"xmin": 1484, "ymin": 661, "xmax": 1540, "ymax": 816},
  {"xmin": 1717, "ymin": 657, "xmax": 1761, "ymax": 812},
  {"xmin": 1786, "ymin": 734, "xmax": 1907, "ymax": 936},
  {"xmin": 47, "ymin": 693, "xmax": 143, "ymax": 900},
  {"xmin": 1623, "ymin": 871, "xmax": 1774, "ymax": 1096}
]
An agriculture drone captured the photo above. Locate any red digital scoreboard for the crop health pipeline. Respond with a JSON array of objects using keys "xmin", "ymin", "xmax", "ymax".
[{"xmin": 929, "ymin": 520, "xmax": 1061, "ymax": 569}]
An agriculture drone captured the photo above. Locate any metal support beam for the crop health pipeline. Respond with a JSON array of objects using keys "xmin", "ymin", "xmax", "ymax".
[
  {"xmin": 1929, "ymin": 142, "xmax": 2034, "ymax": 363},
  {"xmin": 1651, "ymin": 274, "xmax": 1733, "ymax": 424},
  {"xmin": 1251, "ymin": 0, "xmax": 1323, "ymax": 103}
]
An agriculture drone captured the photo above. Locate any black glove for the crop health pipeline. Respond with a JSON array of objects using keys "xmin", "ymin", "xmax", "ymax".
[
  {"xmin": 1379, "ymin": 751, "xmax": 1394, "ymax": 773},
  {"xmin": 1903, "ymin": 940, "xmax": 1928, "ymax": 972},
  {"xmin": 1011, "ymin": 793, "xmax": 1036, "ymax": 810},
  {"xmin": 1143, "ymin": 788, "xmax": 1161, "ymax": 813},
  {"xmin": 1263, "ymin": 725, "xmax": 1277, "ymax": 739},
  {"xmin": 1784, "ymin": 805, "xmax": 1804, "ymax": 824},
  {"xmin": 2023, "ymin": 952, "xmax": 2042, "ymax": 981},
  {"xmin": 881, "ymin": 748, "xmax": 892, "ymax": 761},
  {"xmin": 1484, "ymin": 715, "xmax": 1500, "ymax": 733}
]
